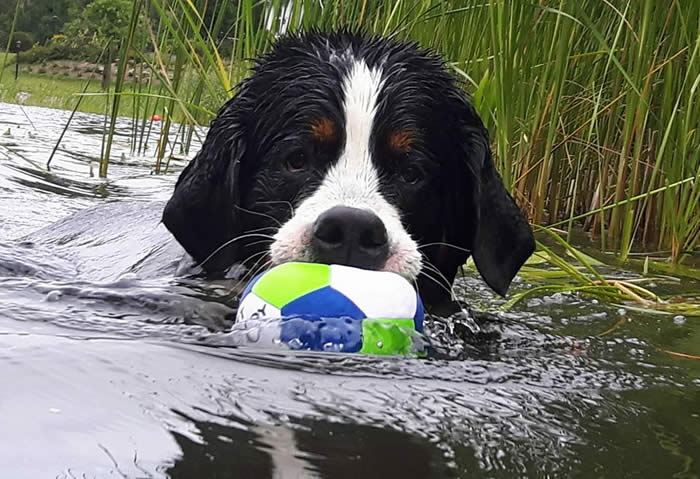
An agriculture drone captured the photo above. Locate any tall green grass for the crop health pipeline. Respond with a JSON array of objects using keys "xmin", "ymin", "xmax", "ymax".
[{"xmin": 23, "ymin": 0, "xmax": 700, "ymax": 264}]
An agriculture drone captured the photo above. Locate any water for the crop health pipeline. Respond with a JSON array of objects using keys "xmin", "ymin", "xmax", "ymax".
[{"xmin": 1, "ymin": 102, "xmax": 699, "ymax": 478}]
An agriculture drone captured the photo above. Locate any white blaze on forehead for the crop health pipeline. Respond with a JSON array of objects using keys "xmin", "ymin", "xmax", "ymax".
[
  {"xmin": 310, "ymin": 60, "xmax": 383, "ymax": 205},
  {"xmin": 335, "ymin": 60, "xmax": 384, "ymax": 192},
  {"xmin": 269, "ymin": 59, "xmax": 422, "ymax": 279}
]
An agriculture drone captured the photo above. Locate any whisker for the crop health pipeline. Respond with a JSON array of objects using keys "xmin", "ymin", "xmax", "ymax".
[
  {"xmin": 198, "ymin": 232, "xmax": 276, "ymax": 269},
  {"xmin": 417, "ymin": 269, "xmax": 454, "ymax": 299},
  {"xmin": 245, "ymin": 225, "xmax": 279, "ymax": 234},
  {"xmin": 255, "ymin": 200, "xmax": 295, "ymax": 218},
  {"xmin": 239, "ymin": 249, "xmax": 269, "ymax": 265},
  {"xmin": 417, "ymin": 242, "xmax": 472, "ymax": 253},
  {"xmin": 241, "ymin": 257, "xmax": 272, "ymax": 285},
  {"xmin": 421, "ymin": 261, "xmax": 453, "ymax": 290},
  {"xmin": 240, "ymin": 250, "xmax": 272, "ymax": 284},
  {"xmin": 241, "ymin": 251, "xmax": 267, "ymax": 274},
  {"xmin": 233, "ymin": 204, "xmax": 283, "ymax": 227},
  {"xmin": 421, "ymin": 267, "xmax": 451, "ymax": 292},
  {"xmin": 421, "ymin": 258, "xmax": 472, "ymax": 309},
  {"xmin": 245, "ymin": 238, "xmax": 275, "ymax": 249},
  {"xmin": 420, "ymin": 258, "xmax": 459, "ymax": 301},
  {"xmin": 237, "ymin": 261, "xmax": 266, "ymax": 286}
]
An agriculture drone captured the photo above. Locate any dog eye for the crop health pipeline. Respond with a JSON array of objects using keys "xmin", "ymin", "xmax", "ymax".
[
  {"xmin": 400, "ymin": 166, "xmax": 422, "ymax": 184},
  {"xmin": 284, "ymin": 151, "xmax": 307, "ymax": 172}
]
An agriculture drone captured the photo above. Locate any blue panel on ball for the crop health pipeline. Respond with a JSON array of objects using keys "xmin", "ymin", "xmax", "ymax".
[
  {"xmin": 280, "ymin": 316, "xmax": 363, "ymax": 353},
  {"xmin": 413, "ymin": 293, "xmax": 425, "ymax": 333},
  {"xmin": 280, "ymin": 286, "xmax": 365, "ymax": 319}
]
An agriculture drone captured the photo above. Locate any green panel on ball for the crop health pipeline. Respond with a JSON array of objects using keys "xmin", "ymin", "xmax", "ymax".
[
  {"xmin": 360, "ymin": 318, "xmax": 414, "ymax": 356},
  {"xmin": 252, "ymin": 262, "xmax": 330, "ymax": 309}
]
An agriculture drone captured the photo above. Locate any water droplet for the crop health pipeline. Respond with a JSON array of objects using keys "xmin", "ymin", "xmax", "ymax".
[
  {"xmin": 376, "ymin": 341, "xmax": 383, "ymax": 349},
  {"xmin": 673, "ymin": 315, "xmax": 686, "ymax": 325},
  {"xmin": 323, "ymin": 342, "xmax": 343, "ymax": 352},
  {"xmin": 46, "ymin": 290, "xmax": 61, "ymax": 302},
  {"xmin": 246, "ymin": 327, "xmax": 260, "ymax": 343},
  {"xmin": 458, "ymin": 308, "xmax": 481, "ymax": 334}
]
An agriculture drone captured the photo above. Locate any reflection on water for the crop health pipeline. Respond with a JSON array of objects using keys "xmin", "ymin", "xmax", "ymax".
[{"xmin": 1, "ymin": 102, "xmax": 699, "ymax": 478}]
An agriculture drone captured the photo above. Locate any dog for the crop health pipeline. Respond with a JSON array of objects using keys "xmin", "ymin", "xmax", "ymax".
[{"xmin": 162, "ymin": 31, "xmax": 535, "ymax": 304}]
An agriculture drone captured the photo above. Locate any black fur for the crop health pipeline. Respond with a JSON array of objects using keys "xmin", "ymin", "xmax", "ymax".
[{"xmin": 163, "ymin": 30, "xmax": 535, "ymax": 304}]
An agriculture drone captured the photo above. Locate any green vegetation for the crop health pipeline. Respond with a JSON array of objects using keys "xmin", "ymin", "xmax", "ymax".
[
  {"xmin": 503, "ymin": 228, "xmax": 699, "ymax": 318},
  {"xmin": 0, "ymin": 0, "xmax": 78, "ymax": 46},
  {"xmin": 0, "ymin": 72, "xmax": 140, "ymax": 114},
  {"xmin": 63, "ymin": 0, "xmax": 134, "ymax": 44},
  {"xmin": 1, "ymin": 0, "xmax": 698, "ymax": 272},
  {"xmin": 0, "ymin": 52, "xmax": 16, "ymax": 65}
]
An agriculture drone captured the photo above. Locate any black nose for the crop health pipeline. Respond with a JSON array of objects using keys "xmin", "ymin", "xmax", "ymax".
[{"xmin": 311, "ymin": 206, "xmax": 390, "ymax": 270}]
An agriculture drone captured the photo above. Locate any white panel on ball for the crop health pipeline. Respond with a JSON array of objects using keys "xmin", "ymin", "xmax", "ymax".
[
  {"xmin": 236, "ymin": 292, "xmax": 281, "ymax": 322},
  {"xmin": 329, "ymin": 264, "xmax": 417, "ymax": 319}
]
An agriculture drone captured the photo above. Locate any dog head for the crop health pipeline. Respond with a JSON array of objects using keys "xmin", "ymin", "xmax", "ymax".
[{"xmin": 163, "ymin": 31, "xmax": 534, "ymax": 303}]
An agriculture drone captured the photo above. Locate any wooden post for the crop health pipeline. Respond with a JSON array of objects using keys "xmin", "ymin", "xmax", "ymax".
[{"xmin": 14, "ymin": 40, "xmax": 20, "ymax": 80}]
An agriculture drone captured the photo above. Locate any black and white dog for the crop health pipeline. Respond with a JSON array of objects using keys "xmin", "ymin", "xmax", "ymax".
[{"xmin": 163, "ymin": 31, "xmax": 534, "ymax": 304}]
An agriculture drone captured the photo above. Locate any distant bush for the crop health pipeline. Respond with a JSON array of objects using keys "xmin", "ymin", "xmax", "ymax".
[
  {"xmin": 10, "ymin": 32, "xmax": 35, "ymax": 52},
  {"xmin": 18, "ymin": 36, "xmax": 101, "ymax": 64}
]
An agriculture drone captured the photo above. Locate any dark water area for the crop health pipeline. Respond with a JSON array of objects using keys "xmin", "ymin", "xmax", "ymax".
[{"xmin": 1, "ymin": 102, "xmax": 699, "ymax": 478}]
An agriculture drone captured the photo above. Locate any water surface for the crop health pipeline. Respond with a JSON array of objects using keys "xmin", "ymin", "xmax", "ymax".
[{"xmin": 1, "ymin": 102, "xmax": 698, "ymax": 478}]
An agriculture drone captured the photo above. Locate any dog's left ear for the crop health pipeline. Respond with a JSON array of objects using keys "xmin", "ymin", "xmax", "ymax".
[
  {"xmin": 162, "ymin": 104, "xmax": 246, "ymax": 272},
  {"xmin": 444, "ymin": 94, "xmax": 535, "ymax": 297}
]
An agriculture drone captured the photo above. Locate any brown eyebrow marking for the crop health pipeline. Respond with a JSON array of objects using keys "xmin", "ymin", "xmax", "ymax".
[
  {"xmin": 310, "ymin": 117, "xmax": 336, "ymax": 143},
  {"xmin": 388, "ymin": 129, "xmax": 415, "ymax": 154}
]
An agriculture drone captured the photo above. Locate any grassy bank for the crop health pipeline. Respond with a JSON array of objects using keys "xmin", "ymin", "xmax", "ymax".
[
  {"xmin": 0, "ymin": 72, "xmax": 132, "ymax": 114},
  {"xmin": 0, "ymin": 71, "xmax": 211, "ymax": 120},
  {"xmin": 0, "ymin": 52, "xmax": 16, "ymax": 65}
]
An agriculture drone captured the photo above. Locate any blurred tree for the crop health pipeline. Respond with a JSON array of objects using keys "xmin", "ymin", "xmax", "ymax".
[
  {"xmin": 63, "ymin": 0, "xmax": 132, "ymax": 45},
  {"xmin": 1, "ymin": 0, "xmax": 92, "ymax": 46},
  {"xmin": 62, "ymin": 0, "xmax": 134, "ymax": 88}
]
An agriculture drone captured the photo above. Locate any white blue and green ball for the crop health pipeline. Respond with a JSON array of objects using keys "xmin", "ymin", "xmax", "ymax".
[{"xmin": 235, "ymin": 262, "xmax": 424, "ymax": 355}]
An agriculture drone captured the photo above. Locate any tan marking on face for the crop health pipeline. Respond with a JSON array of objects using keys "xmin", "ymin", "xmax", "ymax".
[
  {"xmin": 388, "ymin": 129, "xmax": 414, "ymax": 154},
  {"xmin": 310, "ymin": 117, "xmax": 336, "ymax": 143}
]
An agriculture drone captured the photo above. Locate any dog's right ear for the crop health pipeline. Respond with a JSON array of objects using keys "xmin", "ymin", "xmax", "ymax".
[{"xmin": 162, "ymin": 107, "xmax": 246, "ymax": 272}]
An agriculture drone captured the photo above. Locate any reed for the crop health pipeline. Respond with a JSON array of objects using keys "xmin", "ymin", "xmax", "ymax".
[
  {"xmin": 100, "ymin": 0, "xmax": 144, "ymax": 177},
  {"xmin": 0, "ymin": 0, "xmax": 23, "ymax": 83},
  {"xmin": 41, "ymin": 0, "xmax": 700, "ymax": 264},
  {"xmin": 500, "ymin": 227, "xmax": 700, "ymax": 317}
]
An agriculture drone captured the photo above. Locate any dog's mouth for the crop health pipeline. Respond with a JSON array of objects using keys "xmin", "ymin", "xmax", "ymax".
[
  {"xmin": 270, "ymin": 248, "xmax": 422, "ymax": 279},
  {"xmin": 269, "ymin": 212, "xmax": 423, "ymax": 280}
]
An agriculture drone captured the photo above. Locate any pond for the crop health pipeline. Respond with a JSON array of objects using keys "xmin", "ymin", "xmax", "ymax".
[{"xmin": 1, "ymin": 102, "xmax": 699, "ymax": 478}]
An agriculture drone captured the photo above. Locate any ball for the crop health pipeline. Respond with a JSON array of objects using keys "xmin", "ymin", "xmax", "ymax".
[{"xmin": 235, "ymin": 262, "xmax": 424, "ymax": 355}]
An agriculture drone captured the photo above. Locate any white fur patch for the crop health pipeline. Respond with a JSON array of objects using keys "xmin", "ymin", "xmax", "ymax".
[{"xmin": 269, "ymin": 60, "xmax": 422, "ymax": 279}]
